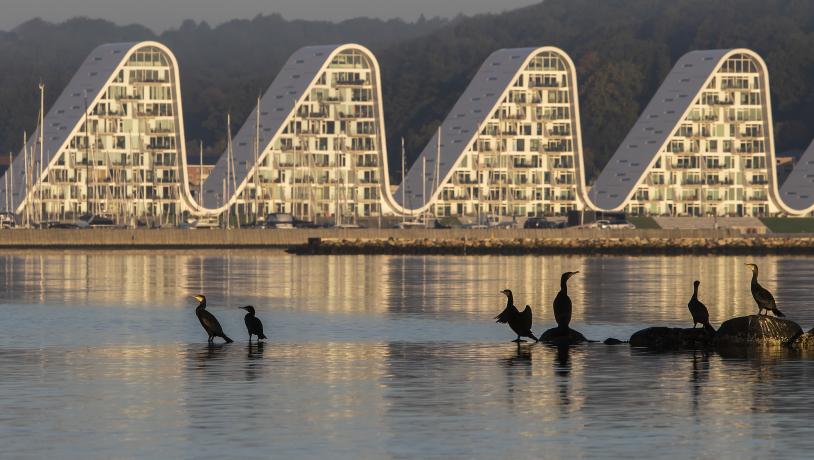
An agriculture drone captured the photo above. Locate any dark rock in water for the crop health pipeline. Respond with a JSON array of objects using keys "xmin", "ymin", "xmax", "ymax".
[
  {"xmin": 792, "ymin": 327, "xmax": 814, "ymax": 350},
  {"xmin": 714, "ymin": 315, "xmax": 802, "ymax": 347},
  {"xmin": 540, "ymin": 327, "xmax": 587, "ymax": 345},
  {"xmin": 629, "ymin": 327, "xmax": 713, "ymax": 350},
  {"xmin": 604, "ymin": 338, "xmax": 625, "ymax": 345}
]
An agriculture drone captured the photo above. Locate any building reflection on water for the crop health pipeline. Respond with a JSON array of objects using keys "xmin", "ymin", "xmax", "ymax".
[{"xmin": 1, "ymin": 251, "xmax": 813, "ymax": 329}]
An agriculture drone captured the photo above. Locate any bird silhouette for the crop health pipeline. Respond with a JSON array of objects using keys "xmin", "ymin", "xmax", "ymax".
[
  {"xmin": 553, "ymin": 271, "xmax": 578, "ymax": 330},
  {"xmin": 744, "ymin": 264, "xmax": 785, "ymax": 317},
  {"xmin": 494, "ymin": 289, "xmax": 538, "ymax": 342},
  {"xmin": 192, "ymin": 294, "xmax": 233, "ymax": 343},
  {"xmin": 240, "ymin": 305, "xmax": 267, "ymax": 342},
  {"xmin": 687, "ymin": 280, "xmax": 715, "ymax": 333}
]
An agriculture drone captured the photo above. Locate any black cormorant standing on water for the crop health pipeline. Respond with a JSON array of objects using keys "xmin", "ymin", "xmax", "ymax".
[
  {"xmin": 193, "ymin": 295, "xmax": 233, "ymax": 343},
  {"xmin": 495, "ymin": 289, "xmax": 538, "ymax": 342},
  {"xmin": 240, "ymin": 306, "xmax": 267, "ymax": 342},
  {"xmin": 687, "ymin": 280, "xmax": 715, "ymax": 333},
  {"xmin": 745, "ymin": 263, "xmax": 785, "ymax": 317},
  {"xmin": 553, "ymin": 271, "xmax": 579, "ymax": 330}
]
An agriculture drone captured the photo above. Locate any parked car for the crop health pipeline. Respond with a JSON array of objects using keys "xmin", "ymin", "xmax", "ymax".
[
  {"xmin": 264, "ymin": 213, "xmax": 295, "ymax": 229},
  {"xmin": 48, "ymin": 221, "xmax": 79, "ymax": 229},
  {"xmin": 395, "ymin": 221, "xmax": 426, "ymax": 229},
  {"xmin": 75, "ymin": 213, "xmax": 117, "ymax": 228},
  {"xmin": 464, "ymin": 215, "xmax": 515, "ymax": 229},
  {"xmin": 524, "ymin": 217, "xmax": 558, "ymax": 229},
  {"xmin": 293, "ymin": 218, "xmax": 321, "ymax": 229},
  {"xmin": 184, "ymin": 216, "xmax": 220, "ymax": 229},
  {"xmin": 588, "ymin": 219, "xmax": 636, "ymax": 230},
  {"xmin": 607, "ymin": 220, "xmax": 636, "ymax": 230},
  {"xmin": 0, "ymin": 212, "xmax": 16, "ymax": 229},
  {"xmin": 433, "ymin": 219, "xmax": 451, "ymax": 229}
]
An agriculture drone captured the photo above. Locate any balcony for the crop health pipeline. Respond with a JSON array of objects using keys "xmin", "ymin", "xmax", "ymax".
[{"xmin": 335, "ymin": 79, "xmax": 367, "ymax": 86}]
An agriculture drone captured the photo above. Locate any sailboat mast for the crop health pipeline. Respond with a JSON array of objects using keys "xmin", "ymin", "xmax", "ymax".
[
  {"xmin": 23, "ymin": 131, "xmax": 29, "ymax": 227},
  {"xmin": 434, "ymin": 126, "xmax": 441, "ymax": 220},
  {"xmin": 84, "ymin": 93, "xmax": 90, "ymax": 216},
  {"xmin": 225, "ymin": 113, "xmax": 232, "ymax": 228},
  {"xmin": 401, "ymin": 137, "xmax": 405, "ymax": 223},
  {"xmin": 4, "ymin": 153, "xmax": 9, "ymax": 213},
  {"xmin": 334, "ymin": 136, "xmax": 340, "ymax": 227},
  {"xmin": 9, "ymin": 151, "xmax": 13, "ymax": 214},
  {"xmin": 422, "ymin": 156, "xmax": 426, "ymax": 227},
  {"xmin": 199, "ymin": 140, "xmax": 203, "ymax": 207},
  {"xmin": 38, "ymin": 82, "xmax": 45, "ymax": 225},
  {"xmin": 229, "ymin": 114, "xmax": 240, "ymax": 229},
  {"xmin": 254, "ymin": 96, "xmax": 261, "ymax": 223}
]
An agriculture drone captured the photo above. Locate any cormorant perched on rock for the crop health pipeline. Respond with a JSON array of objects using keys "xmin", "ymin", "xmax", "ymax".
[
  {"xmin": 687, "ymin": 280, "xmax": 715, "ymax": 333},
  {"xmin": 495, "ymin": 289, "xmax": 538, "ymax": 342},
  {"xmin": 193, "ymin": 295, "xmax": 233, "ymax": 343},
  {"xmin": 553, "ymin": 271, "xmax": 578, "ymax": 330},
  {"xmin": 240, "ymin": 306, "xmax": 267, "ymax": 342},
  {"xmin": 745, "ymin": 264, "xmax": 785, "ymax": 317}
]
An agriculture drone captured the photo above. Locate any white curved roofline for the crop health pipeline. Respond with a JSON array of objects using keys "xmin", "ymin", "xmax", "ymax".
[{"xmin": 779, "ymin": 139, "xmax": 814, "ymax": 214}]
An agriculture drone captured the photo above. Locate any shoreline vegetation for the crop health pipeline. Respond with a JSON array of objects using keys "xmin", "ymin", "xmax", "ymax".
[{"xmin": 5, "ymin": 228, "xmax": 814, "ymax": 254}]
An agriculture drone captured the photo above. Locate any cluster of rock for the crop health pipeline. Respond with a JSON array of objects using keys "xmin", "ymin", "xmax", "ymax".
[
  {"xmin": 539, "ymin": 327, "xmax": 588, "ymax": 346},
  {"xmin": 290, "ymin": 236, "xmax": 814, "ymax": 255},
  {"xmin": 629, "ymin": 315, "xmax": 814, "ymax": 351}
]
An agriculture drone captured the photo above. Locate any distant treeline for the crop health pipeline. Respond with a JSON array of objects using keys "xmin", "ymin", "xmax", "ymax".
[{"xmin": 2, "ymin": 0, "xmax": 814, "ymax": 181}]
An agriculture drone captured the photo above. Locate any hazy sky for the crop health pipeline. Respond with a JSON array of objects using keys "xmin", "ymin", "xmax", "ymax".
[{"xmin": 1, "ymin": 0, "xmax": 539, "ymax": 32}]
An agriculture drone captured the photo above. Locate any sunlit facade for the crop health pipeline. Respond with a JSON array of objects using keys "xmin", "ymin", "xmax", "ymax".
[
  {"xmin": 200, "ymin": 44, "xmax": 389, "ymax": 224},
  {"xmin": 0, "ymin": 42, "xmax": 195, "ymax": 226},
  {"xmin": 391, "ymin": 47, "xmax": 588, "ymax": 219},
  {"xmin": 5, "ymin": 42, "xmax": 814, "ymax": 224},
  {"xmin": 589, "ymin": 49, "xmax": 785, "ymax": 217}
]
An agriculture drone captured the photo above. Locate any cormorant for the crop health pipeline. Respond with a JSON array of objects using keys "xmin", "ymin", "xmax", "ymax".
[
  {"xmin": 687, "ymin": 280, "xmax": 715, "ymax": 333},
  {"xmin": 240, "ymin": 305, "xmax": 267, "ymax": 342},
  {"xmin": 553, "ymin": 271, "xmax": 579, "ymax": 330},
  {"xmin": 745, "ymin": 264, "xmax": 785, "ymax": 317},
  {"xmin": 495, "ymin": 289, "xmax": 538, "ymax": 342},
  {"xmin": 192, "ymin": 294, "xmax": 233, "ymax": 343}
]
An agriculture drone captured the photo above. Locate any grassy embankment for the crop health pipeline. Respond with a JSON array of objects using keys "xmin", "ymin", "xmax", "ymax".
[
  {"xmin": 628, "ymin": 217, "xmax": 661, "ymax": 229},
  {"xmin": 761, "ymin": 218, "xmax": 814, "ymax": 233}
]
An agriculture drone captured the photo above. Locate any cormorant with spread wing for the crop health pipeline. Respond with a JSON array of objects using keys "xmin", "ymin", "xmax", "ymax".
[{"xmin": 495, "ymin": 289, "xmax": 538, "ymax": 342}]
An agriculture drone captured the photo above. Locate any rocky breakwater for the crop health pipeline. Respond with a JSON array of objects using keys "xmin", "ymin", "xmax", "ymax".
[
  {"xmin": 792, "ymin": 327, "xmax": 814, "ymax": 350},
  {"xmin": 288, "ymin": 236, "xmax": 814, "ymax": 255},
  {"xmin": 629, "ymin": 315, "xmax": 806, "ymax": 350}
]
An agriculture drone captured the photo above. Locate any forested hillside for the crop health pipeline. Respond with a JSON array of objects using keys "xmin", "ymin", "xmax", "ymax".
[
  {"xmin": 2, "ymin": 0, "xmax": 814, "ymax": 181},
  {"xmin": 0, "ymin": 14, "xmax": 448, "ymax": 162},
  {"xmin": 380, "ymin": 0, "xmax": 814, "ymax": 179}
]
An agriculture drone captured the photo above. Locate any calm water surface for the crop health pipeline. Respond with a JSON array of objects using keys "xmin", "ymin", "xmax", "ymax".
[{"xmin": 1, "ymin": 251, "xmax": 813, "ymax": 459}]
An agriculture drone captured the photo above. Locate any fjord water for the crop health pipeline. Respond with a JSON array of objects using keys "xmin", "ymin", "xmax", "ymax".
[{"xmin": 1, "ymin": 251, "xmax": 813, "ymax": 459}]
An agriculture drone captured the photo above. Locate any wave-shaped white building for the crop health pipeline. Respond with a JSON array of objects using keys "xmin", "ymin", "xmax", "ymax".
[
  {"xmin": 0, "ymin": 41, "xmax": 196, "ymax": 226},
  {"xmin": 199, "ymin": 44, "xmax": 391, "ymax": 224},
  {"xmin": 588, "ymin": 49, "xmax": 786, "ymax": 217},
  {"xmin": 388, "ymin": 46, "xmax": 588, "ymax": 220},
  {"xmin": 4, "ymin": 41, "xmax": 814, "ymax": 225}
]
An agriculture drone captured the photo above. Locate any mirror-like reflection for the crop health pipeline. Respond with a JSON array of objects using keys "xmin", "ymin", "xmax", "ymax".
[{"xmin": 0, "ymin": 251, "xmax": 813, "ymax": 458}]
